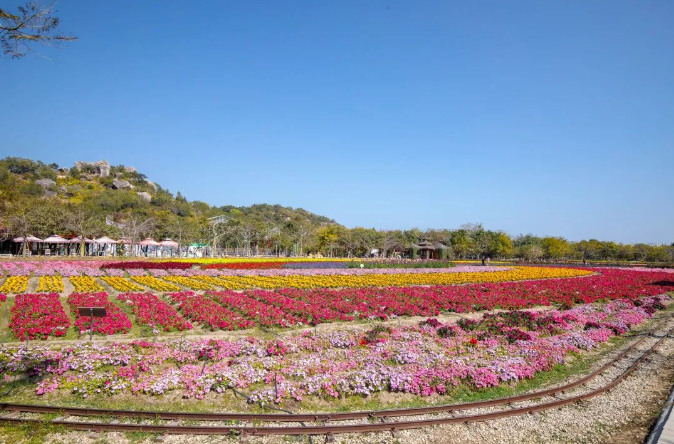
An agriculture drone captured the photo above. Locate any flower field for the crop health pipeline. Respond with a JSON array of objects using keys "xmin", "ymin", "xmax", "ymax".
[
  {"xmin": 0, "ymin": 295, "xmax": 666, "ymax": 403},
  {"xmin": 0, "ymin": 258, "xmax": 672, "ymax": 415},
  {"xmin": 0, "ymin": 262, "xmax": 672, "ymax": 343}
]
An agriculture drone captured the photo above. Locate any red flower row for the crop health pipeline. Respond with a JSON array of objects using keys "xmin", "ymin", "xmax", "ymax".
[
  {"xmin": 275, "ymin": 269, "xmax": 674, "ymax": 319},
  {"xmin": 207, "ymin": 291, "xmax": 302, "ymax": 327},
  {"xmin": 167, "ymin": 291, "xmax": 255, "ymax": 331},
  {"xmin": 101, "ymin": 261, "xmax": 192, "ymax": 270},
  {"xmin": 117, "ymin": 292, "xmax": 192, "ymax": 332},
  {"xmin": 67, "ymin": 292, "xmax": 133, "ymax": 336},
  {"xmin": 163, "ymin": 270, "xmax": 674, "ymax": 330},
  {"xmin": 9, "ymin": 293, "xmax": 70, "ymax": 341},
  {"xmin": 245, "ymin": 289, "xmax": 352, "ymax": 325},
  {"xmin": 201, "ymin": 262, "xmax": 286, "ymax": 270}
]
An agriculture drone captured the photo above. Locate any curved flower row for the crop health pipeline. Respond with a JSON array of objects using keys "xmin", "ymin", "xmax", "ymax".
[
  {"xmin": 66, "ymin": 292, "xmax": 132, "ymax": 336},
  {"xmin": 116, "ymin": 292, "xmax": 192, "ymax": 332},
  {"xmin": 36, "ymin": 276, "xmax": 64, "ymax": 293},
  {"xmin": 272, "ymin": 269, "xmax": 674, "ymax": 320},
  {"xmin": 202, "ymin": 262, "xmax": 287, "ymax": 270},
  {"xmin": 167, "ymin": 292, "xmax": 255, "ymax": 331},
  {"xmin": 172, "ymin": 265, "xmax": 509, "ymax": 278},
  {"xmin": 184, "ymin": 267, "xmax": 592, "ymax": 291},
  {"xmin": 101, "ymin": 276, "xmax": 146, "ymax": 292},
  {"xmin": 5, "ymin": 295, "xmax": 666, "ymax": 401},
  {"xmin": 102, "ymin": 261, "xmax": 192, "ymax": 270},
  {"xmin": 130, "ymin": 276, "xmax": 181, "ymax": 292},
  {"xmin": 9, "ymin": 293, "xmax": 70, "ymax": 340},
  {"xmin": 0, "ymin": 276, "xmax": 29, "ymax": 294},
  {"xmin": 207, "ymin": 291, "xmax": 302, "ymax": 327},
  {"xmin": 70, "ymin": 276, "xmax": 105, "ymax": 293}
]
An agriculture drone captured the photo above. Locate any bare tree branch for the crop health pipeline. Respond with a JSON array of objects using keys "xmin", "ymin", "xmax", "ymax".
[{"xmin": 0, "ymin": 1, "xmax": 77, "ymax": 59}]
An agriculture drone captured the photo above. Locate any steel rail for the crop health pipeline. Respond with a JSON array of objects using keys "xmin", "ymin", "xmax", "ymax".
[
  {"xmin": 0, "ymin": 317, "xmax": 670, "ymax": 424},
  {"xmin": 0, "ymin": 322, "xmax": 671, "ymax": 436}
]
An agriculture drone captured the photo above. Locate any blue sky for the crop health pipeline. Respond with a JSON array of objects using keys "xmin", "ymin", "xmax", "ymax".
[{"xmin": 2, "ymin": 1, "xmax": 673, "ymax": 244}]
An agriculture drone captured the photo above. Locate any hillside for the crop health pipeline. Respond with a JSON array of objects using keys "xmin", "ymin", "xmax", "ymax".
[{"xmin": 0, "ymin": 157, "xmax": 339, "ymax": 252}]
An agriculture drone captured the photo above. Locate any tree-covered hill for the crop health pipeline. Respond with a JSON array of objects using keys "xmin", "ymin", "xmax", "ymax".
[{"xmin": 0, "ymin": 157, "xmax": 339, "ymax": 255}]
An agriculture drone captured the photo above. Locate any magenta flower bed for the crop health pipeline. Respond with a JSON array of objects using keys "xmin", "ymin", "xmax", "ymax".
[
  {"xmin": 6, "ymin": 295, "xmax": 666, "ymax": 401},
  {"xmin": 67, "ymin": 292, "xmax": 132, "ymax": 336},
  {"xmin": 246, "ymin": 289, "xmax": 351, "ymax": 325},
  {"xmin": 9, "ymin": 293, "xmax": 70, "ymax": 341},
  {"xmin": 101, "ymin": 261, "xmax": 192, "ymax": 270},
  {"xmin": 207, "ymin": 291, "xmax": 303, "ymax": 327},
  {"xmin": 117, "ymin": 292, "xmax": 192, "ymax": 332},
  {"xmin": 270, "ymin": 269, "xmax": 674, "ymax": 321},
  {"xmin": 167, "ymin": 291, "xmax": 255, "ymax": 330}
]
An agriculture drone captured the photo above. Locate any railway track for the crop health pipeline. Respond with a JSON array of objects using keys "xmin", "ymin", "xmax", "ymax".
[{"xmin": 0, "ymin": 315, "xmax": 672, "ymax": 438}]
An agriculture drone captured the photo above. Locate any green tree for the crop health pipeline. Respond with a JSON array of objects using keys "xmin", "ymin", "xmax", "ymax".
[{"xmin": 541, "ymin": 237, "xmax": 569, "ymax": 259}]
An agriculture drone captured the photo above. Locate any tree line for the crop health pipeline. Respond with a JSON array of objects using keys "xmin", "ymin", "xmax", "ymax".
[{"xmin": 0, "ymin": 157, "xmax": 672, "ymax": 261}]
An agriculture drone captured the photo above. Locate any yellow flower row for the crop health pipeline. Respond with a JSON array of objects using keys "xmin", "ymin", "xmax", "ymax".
[
  {"xmin": 173, "ymin": 258, "xmax": 354, "ymax": 264},
  {"xmin": 37, "ymin": 276, "xmax": 64, "ymax": 293},
  {"xmin": 70, "ymin": 276, "xmax": 105, "ymax": 293},
  {"xmin": 191, "ymin": 275, "xmax": 251, "ymax": 290},
  {"xmin": 130, "ymin": 276, "xmax": 181, "ymax": 292},
  {"xmin": 188, "ymin": 267, "xmax": 593, "ymax": 291},
  {"xmin": 101, "ymin": 276, "xmax": 145, "ymax": 292},
  {"xmin": 162, "ymin": 276, "xmax": 214, "ymax": 291},
  {"xmin": 0, "ymin": 276, "xmax": 29, "ymax": 294}
]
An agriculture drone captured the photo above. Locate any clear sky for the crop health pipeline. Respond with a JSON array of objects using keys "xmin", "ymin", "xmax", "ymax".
[{"xmin": 2, "ymin": 1, "xmax": 673, "ymax": 244}]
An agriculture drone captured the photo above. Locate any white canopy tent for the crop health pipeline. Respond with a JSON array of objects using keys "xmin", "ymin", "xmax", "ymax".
[{"xmin": 93, "ymin": 236, "xmax": 119, "ymax": 256}]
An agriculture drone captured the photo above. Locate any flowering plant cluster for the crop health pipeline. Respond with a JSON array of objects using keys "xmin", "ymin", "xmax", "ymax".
[
  {"xmin": 70, "ymin": 276, "xmax": 105, "ymax": 293},
  {"xmin": 3, "ymin": 295, "xmax": 665, "ymax": 402},
  {"xmin": 36, "ymin": 276, "xmax": 64, "ymax": 293},
  {"xmin": 9, "ymin": 293, "xmax": 70, "ymax": 340},
  {"xmin": 207, "ymin": 291, "xmax": 302, "ymax": 327},
  {"xmin": 102, "ymin": 261, "xmax": 193, "ymax": 270},
  {"xmin": 0, "ymin": 276, "xmax": 29, "ymax": 293},
  {"xmin": 130, "ymin": 276, "xmax": 181, "ymax": 292},
  {"xmin": 101, "ymin": 276, "xmax": 146, "ymax": 292},
  {"xmin": 117, "ymin": 292, "xmax": 192, "ymax": 332},
  {"xmin": 66, "ymin": 293, "xmax": 132, "ymax": 336},
  {"xmin": 167, "ymin": 292, "xmax": 255, "ymax": 330},
  {"xmin": 0, "ymin": 260, "xmax": 107, "ymax": 277},
  {"xmin": 162, "ymin": 276, "xmax": 212, "ymax": 291}
]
